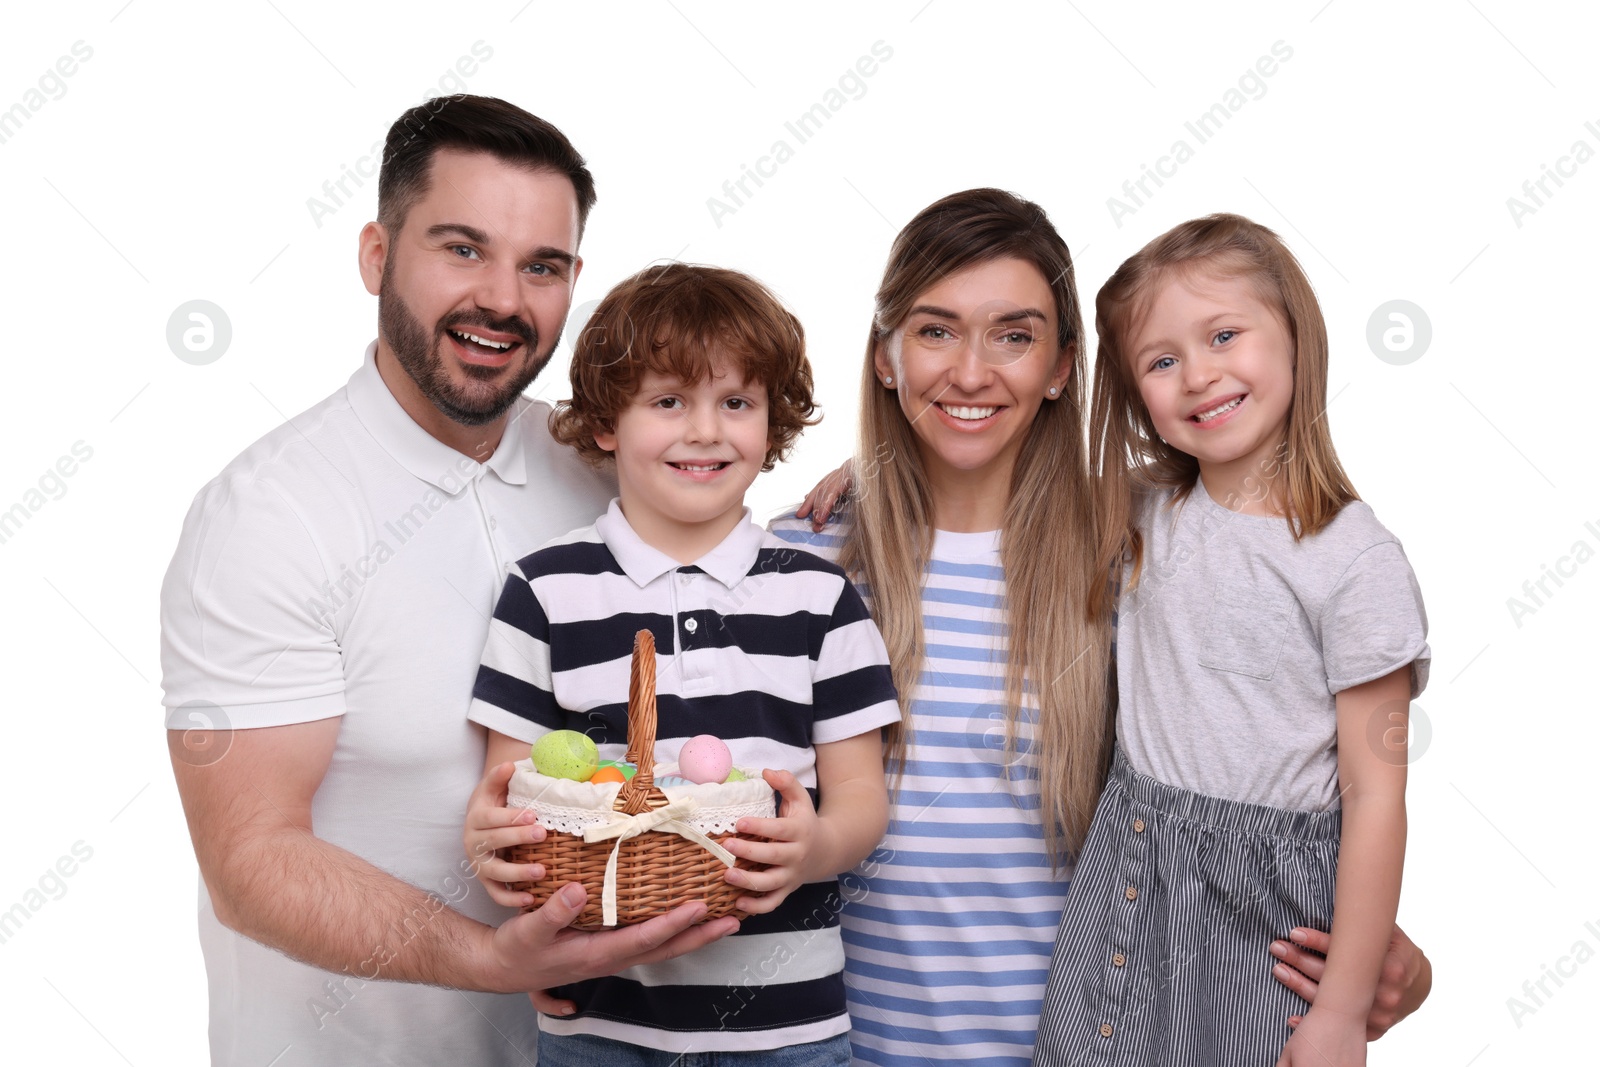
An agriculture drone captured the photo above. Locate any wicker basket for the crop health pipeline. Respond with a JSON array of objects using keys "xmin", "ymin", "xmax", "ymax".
[{"xmin": 505, "ymin": 629, "xmax": 770, "ymax": 929}]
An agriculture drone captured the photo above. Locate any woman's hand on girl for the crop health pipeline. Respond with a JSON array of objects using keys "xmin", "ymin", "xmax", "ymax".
[
  {"xmin": 795, "ymin": 459, "xmax": 855, "ymax": 530},
  {"xmin": 462, "ymin": 760, "xmax": 546, "ymax": 908},
  {"xmin": 1271, "ymin": 923, "xmax": 1431, "ymax": 1039}
]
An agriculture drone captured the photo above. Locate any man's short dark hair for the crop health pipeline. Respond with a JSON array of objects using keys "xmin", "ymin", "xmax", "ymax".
[{"xmin": 376, "ymin": 95, "xmax": 597, "ymax": 238}]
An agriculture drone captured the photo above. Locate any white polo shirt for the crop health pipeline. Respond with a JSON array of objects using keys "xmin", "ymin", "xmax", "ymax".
[{"xmin": 161, "ymin": 342, "xmax": 614, "ymax": 1067}]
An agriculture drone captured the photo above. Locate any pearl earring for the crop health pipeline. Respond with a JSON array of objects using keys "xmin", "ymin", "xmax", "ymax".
[
  {"xmin": 1047, "ymin": 386, "xmax": 1058, "ymax": 396},
  {"xmin": 884, "ymin": 376, "xmax": 894, "ymax": 386}
]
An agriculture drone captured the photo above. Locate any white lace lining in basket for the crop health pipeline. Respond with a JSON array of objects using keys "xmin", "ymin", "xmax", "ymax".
[{"xmin": 507, "ymin": 759, "xmax": 775, "ymax": 835}]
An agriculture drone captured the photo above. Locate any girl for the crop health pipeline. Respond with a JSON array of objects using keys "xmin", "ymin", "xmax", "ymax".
[{"xmin": 1032, "ymin": 215, "xmax": 1429, "ymax": 1067}]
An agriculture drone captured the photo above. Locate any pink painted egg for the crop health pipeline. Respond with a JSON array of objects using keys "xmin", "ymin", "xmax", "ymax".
[{"xmin": 678, "ymin": 734, "xmax": 733, "ymax": 785}]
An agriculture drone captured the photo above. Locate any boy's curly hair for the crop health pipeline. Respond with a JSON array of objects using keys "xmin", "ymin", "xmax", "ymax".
[{"xmin": 551, "ymin": 263, "xmax": 819, "ymax": 470}]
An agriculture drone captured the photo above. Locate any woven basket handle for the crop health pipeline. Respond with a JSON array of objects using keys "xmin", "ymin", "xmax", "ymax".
[{"xmin": 616, "ymin": 629, "xmax": 666, "ymax": 815}]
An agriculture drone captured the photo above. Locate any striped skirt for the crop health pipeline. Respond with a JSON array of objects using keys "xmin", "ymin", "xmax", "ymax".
[{"xmin": 1033, "ymin": 750, "xmax": 1341, "ymax": 1067}]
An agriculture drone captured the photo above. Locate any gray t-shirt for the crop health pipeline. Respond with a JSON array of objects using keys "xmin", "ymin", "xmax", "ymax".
[{"xmin": 1116, "ymin": 481, "xmax": 1430, "ymax": 811}]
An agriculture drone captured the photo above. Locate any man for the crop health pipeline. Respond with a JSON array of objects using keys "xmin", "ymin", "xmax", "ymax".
[{"xmin": 162, "ymin": 96, "xmax": 736, "ymax": 1066}]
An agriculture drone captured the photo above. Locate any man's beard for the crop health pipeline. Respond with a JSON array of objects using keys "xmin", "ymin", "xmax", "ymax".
[{"xmin": 377, "ymin": 266, "xmax": 557, "ymax": 427}]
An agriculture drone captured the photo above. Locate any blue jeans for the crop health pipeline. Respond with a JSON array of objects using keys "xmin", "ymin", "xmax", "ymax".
[{"xmin": 536, "ymin": 1030, "xmax": 852, "ymax": 1066}]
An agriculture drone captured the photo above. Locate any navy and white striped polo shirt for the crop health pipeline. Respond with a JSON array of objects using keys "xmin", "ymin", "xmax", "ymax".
[{"xmin": 468, "ymin": 499, "xmax": 900, "ymax": 1054}]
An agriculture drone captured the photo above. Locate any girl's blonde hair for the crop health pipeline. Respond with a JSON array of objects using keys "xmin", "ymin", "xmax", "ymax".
[
  {"xmin": 842, "ymin": 188, "xmax": 1114, "ymax": 868},
  {"xmin": 1089, "ymin": 213, "xmax": 1358, "ymax": 610}
]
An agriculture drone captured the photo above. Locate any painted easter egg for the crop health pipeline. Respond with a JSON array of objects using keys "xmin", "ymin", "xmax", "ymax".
[
  {"xmin": 678, "ymin": 735, "xmax": 733, "ymax": 785},
  {"xmin": 531, "ymin": 730, "xmax": 599, "ymax": 781},
  {"xmin": 597, "ymin": 759, "xmax": 637, "ymax": 781}
]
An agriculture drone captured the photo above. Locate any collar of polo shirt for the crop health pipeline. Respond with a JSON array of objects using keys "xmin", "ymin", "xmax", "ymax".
[
  {"xmin": 595, "ymin": 499, "xmax": 764, "ymax": 589},
  {"xmin": 346, "ymin": 341, "xmax": 530, "ymax": 494}
]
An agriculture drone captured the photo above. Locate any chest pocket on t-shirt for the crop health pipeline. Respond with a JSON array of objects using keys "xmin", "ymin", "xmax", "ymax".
[{"xmin": 1198, "ymin": 581, "xmax": 1289, "ymax": 680}]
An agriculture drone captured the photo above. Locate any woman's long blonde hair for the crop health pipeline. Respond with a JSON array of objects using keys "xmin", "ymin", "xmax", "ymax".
[
  {"xmin": 1088, "ymin": 214, "xmax": 1358, "ymax": 610},
  {"xmin": 841, "ymin": 188, "xmax": 1114, "ymax": 868}
]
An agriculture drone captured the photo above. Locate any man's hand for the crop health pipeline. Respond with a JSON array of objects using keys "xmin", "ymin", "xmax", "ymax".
[
  {"xmin": 170, "ymin": 722, "xmax": 739, "ymax": 994},
  {"xmin": 1272, "ymin": 924, "xmax": 1432, "ymax": 1040},
  {"xmin": 492, "ymin": 884, "xmax": 740, "ymax": 1014}
]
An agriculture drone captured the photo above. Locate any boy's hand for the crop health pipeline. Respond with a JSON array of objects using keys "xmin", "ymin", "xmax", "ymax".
[
  {"xmin": 720, "ymin": 769, "xmax": 822, "ymax": 914},
  {"xmin": 463, "ymin": 761, "xmax": 546, "ymax": 908},
  {"xmin": 530, "ymin": 988, "xmax": 576, "ymax": 1017},
  {"xmin": 1276, "ymin": 1005, "xmax": 1366, "ymax": 1067}
]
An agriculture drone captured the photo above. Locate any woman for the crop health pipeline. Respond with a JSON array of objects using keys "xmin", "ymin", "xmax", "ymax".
[{"xmin": 781, "ymin": 188, "xmax": 1429, "ymax": 1065}]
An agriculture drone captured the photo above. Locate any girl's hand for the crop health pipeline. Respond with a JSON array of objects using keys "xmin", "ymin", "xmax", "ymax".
[
  {"xmin": 1275, "ymin": 1004, "xmax": 1366, "ymax": 1066},
  {"xmin": 1271, "ymin": 923, "xmax": 1431, "ymax": 1039},
  {"xmin": 720, "ymin": 770, "xmax": 821, "ymax": 914},
  {"xmin": 463, "ymin": 761, "xmax": 546, "ymax": 908},
  {"xmin": 795, "ymin": 459, "xmax": 854, "ymax": 530}
]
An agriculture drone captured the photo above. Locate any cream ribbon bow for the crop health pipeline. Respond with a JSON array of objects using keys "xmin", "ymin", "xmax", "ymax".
[{"xmin": 582, "ymin": 797, "xmax": 737, "ymax": 927}]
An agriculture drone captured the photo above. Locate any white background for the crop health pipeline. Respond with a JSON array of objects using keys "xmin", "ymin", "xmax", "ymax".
[{"xmin": 2, "ymin": 1, "xmax": 1596, "ymax": 1063}]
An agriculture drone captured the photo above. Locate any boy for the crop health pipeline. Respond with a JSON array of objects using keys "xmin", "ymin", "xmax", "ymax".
[{"xmin": 464, "ymin": 263, "xmax": 899, "ymax": 1063}]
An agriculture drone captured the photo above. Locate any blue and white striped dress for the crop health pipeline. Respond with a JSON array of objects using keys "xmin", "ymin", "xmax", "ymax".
[{"xmin": 770, "ymin": 516, "xmax": 1070, "ymax": 1067}]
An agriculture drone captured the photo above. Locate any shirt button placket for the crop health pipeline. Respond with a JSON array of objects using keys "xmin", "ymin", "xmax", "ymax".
[
  {"xmin": 469, "ymin": 475, "xmax": 506, "ymax": 579},
  {"xmin": 1103, "ymin": 800, "xmax": 1148, "ymax": 1054},
  {"xmin": 676, "ymin": 569, "xmax": 709, "ymax": 689}
]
